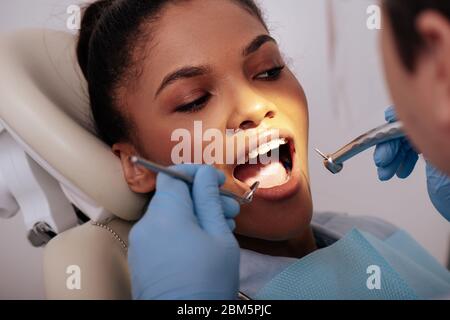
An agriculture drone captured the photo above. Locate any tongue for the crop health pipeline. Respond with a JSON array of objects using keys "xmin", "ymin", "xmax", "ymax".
[{"xmin": 234, "ymin": 160, "xmax": 288, "ymax": 189}]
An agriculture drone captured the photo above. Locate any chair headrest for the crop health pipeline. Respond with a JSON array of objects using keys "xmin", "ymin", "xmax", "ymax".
[{"xmin": 0, "ymin": 29, "xmax": 147, "ymax": 221}]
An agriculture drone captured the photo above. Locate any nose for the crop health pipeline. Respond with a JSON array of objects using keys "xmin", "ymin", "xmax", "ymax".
[{"xmin": 227, "ymin": 88, "xmax": 277, "ymax": 130}]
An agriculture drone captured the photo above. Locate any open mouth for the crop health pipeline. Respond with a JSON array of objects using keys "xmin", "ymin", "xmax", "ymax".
[{"xmin": 233, "ymin": 136, "xmax": 295, "ymax": 191}]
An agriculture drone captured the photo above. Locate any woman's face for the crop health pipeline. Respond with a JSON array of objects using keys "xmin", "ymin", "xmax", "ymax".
[{"xmin": 115, "ymin": 0, "xmax": 312, "ymax": 241}]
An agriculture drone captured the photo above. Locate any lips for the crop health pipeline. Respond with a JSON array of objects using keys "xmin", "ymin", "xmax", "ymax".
[{"xmin": 232, "ymin": 129, "xmax": 300, "ymax": 201}]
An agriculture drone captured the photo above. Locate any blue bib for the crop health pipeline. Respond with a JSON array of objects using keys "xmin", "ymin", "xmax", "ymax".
[{"xmin": 255, "ymin": 229, "xmax": 450, "ymax": 300}]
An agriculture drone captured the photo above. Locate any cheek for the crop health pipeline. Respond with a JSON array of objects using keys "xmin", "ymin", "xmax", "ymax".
[
  {"xmin": 136, "ymin": 123, "xmax": 176, "ymax": 164},
  {"xmin": 285, "ymin": 73, "xmax": 308, "ymax": 118},
  {"xmin": 271, "ymin": 73, "xmax": 308, "ymax": 118},
  {"xmin": 277, "ymin": 76, "xmax": 309, "ymax": 145},
  {"xmin": 135, "ymin": 114, "xmax": 228, "ymax": 165},
  {"xmin": 131, "ymin": 107, "xmax": 187, "ymax": 164}
]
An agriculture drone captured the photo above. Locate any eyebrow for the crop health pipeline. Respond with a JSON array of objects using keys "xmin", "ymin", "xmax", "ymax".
[
  {"xmin": 154, "ymin": 34, "xmax": 277, "ymax": 98},
  {"xmin": 242, "ymin": 34, "xmax": 277, "ymax": 57}
]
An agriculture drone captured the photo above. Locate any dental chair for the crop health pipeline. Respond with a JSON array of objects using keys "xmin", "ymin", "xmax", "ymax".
[{"xmin": 0, "ymin": 29, "xmax": 147, "ymax": 299}]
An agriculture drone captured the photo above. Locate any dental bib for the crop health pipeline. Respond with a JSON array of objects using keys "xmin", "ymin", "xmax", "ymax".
[{"xmin": 253, "ymin": 229, "xmax": 450, "ymax": 300}]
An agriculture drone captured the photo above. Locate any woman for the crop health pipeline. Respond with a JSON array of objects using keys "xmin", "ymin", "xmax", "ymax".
[{"xmin": 44, "ymin": 0, "xmax": 450, "ymax": 300}]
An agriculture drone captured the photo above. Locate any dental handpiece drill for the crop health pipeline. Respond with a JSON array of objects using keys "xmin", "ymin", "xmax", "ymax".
[{"xmin": 315, "ymin": 121, "xmax": 405, "ymax": 174}]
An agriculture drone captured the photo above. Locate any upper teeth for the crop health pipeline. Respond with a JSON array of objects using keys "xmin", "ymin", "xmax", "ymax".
[{"xmin": 248, "ymin": 138, "xmax": 288, "ymax": 160}]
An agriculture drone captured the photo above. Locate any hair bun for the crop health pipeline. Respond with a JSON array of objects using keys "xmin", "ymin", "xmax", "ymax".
[{"xmin": 76, "ymin": 0, "xmax": 113, "ymax": 80}]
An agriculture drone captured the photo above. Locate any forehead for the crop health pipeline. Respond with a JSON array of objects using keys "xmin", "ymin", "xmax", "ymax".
[{"xmin": 140, "ymin": 0, "xmax": 268, "ymax": 83}]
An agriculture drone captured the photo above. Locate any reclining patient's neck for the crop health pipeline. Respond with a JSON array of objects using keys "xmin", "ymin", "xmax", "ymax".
[{"xmin": 235, "ymin": 227, "xmax": 317, "ymax": 259}]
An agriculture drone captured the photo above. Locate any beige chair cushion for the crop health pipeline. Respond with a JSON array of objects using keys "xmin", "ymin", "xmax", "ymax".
[
  {"xmin": 43, "ymin": 218, "xmax": 133, "ymax": 299},
  {"xmin": 0, "ymin": 29, "xmax": 148, "ymax": 299},
  {"xmin": 0, "ymin": 29, "xmax": 147, "ymax": 222}
]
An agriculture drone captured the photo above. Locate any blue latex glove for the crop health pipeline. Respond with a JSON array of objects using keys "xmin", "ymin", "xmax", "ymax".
[
  {"xmin": 128, "ymin": 165, "xmax": 241, "ymax": 300},
  {"xmin": 373, "ymin": 107, "xmax": 419, "ymax": 181},
  {"xmin": 426, "ymin": 164, "xmax": 450, "ymax": 221},
  {"xmin": 374, "ymin": 106, "xmax": 450, "ymax": 221}
]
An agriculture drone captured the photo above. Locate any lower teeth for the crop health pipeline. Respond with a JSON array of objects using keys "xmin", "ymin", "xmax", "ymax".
[
  {"xmin": 234, "ymin": 143, "xmax": 293, "ymax": 189},
  {"xmin": 235, "ymin": 161, "xmax": 289, "ymax": 189}
]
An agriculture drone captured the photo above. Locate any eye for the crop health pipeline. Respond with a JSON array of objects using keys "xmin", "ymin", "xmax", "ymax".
[
  {"xmin": 254, "ymin": 65, "xmax": 285, "ymax": 81},
  {"xmin": 175, "ymin": 93, "xmax": 212, "ymax": 113}
]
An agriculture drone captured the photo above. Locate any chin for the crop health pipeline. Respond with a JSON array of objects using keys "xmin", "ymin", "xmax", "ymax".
[{"xmin": 217, "ymin": 125, "xmax": 312, "ymax": 241}]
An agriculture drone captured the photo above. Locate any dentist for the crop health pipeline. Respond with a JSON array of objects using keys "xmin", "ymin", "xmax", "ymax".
[{"xmin": 374, "ymin": 0, "xmax": 450, "ymax": 221}]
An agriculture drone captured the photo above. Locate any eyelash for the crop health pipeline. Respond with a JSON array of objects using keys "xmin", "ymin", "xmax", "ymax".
[
  {"xmin": 175, "ymin": 65, "xmax": 285, "ymax": 114},
  {"xmin": 253, "ymin": 65, "xmax": 285, "ymax": 81},
  {"xmin": 175, "ymin": 93, "xmax": 212, "ymax": 113}
]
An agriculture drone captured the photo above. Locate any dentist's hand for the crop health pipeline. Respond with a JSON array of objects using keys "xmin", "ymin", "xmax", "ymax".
[
  {"xmin": 373, "ymin": 106, "xmax": 419, "ymax": 181},
  {"xmin": 128, "ymin": 165, "xmax": 241, "ymax": 300},
  {"xmin": 426, "ymin": 164, "xmax": 450, "ymax": 221},
  {"xmin": 374, "ymin": 106, "xmax": 450, "ymax": 221}
]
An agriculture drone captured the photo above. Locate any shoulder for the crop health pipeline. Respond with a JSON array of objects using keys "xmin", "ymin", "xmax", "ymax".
[
  {"xmin": 43, "ymin": 218, "xmax": 133, "ymax": 299},
  {"xmin": 312, "ymin": 211, "xmax": 399, "ymax": 241}
]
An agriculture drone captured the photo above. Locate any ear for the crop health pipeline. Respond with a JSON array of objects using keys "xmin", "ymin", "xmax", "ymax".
[
  {"xmin": 416, "ymin": 11, "xmax": 450, "ymax": 130},
  {"xmin": 112, "ymin": 142, "xmax": 156, "ymax": 194}
]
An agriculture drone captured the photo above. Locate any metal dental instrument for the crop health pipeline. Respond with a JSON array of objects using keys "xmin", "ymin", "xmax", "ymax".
[
  {"xmin": 131, "ymin": 156, "xmax": 260, "ymax": 205},
  {"xmin": 315, "ymin": 121, "xmax": 405, "ymax": 174}
]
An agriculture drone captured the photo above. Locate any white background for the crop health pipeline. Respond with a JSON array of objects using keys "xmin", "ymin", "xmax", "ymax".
[{"xmin": 0, "ymin": 0, "xmax": 449, "ymax": 299}]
